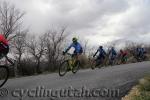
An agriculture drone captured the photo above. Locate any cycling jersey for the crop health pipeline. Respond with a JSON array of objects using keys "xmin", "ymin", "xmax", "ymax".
[
  {"xmin": 120, "ymin": 51, "xmax": 127, "ymax": 57},
  {"xmin": 136, "ymin": 48, "xmax": 141, "ymax": 55},
  {"xmin": 94, "ymin": 48, "xmax": 106, "ymax": 59},
  {"xmin": 109, "ymin": 48, "xmax": 117, "ymax": 57},
  {"xmin": 65, "ymin": 42, "xmax": 83, "ymax": 54},
  {"xmin": 136, "ymin": 48, "xmax": 146, "ymax": 57}
]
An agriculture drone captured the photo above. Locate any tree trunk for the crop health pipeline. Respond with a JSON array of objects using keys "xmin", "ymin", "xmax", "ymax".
[{"xmin": 36, "ymin": 59, "xmax": 41, "ymax": 74}]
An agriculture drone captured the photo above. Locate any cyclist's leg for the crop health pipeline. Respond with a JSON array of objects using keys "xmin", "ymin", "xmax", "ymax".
[
  {"xmin": 121, "ymin": 55, "xmax": 124, "ymax": 64},
  {"xmin": 122, "ymin": 55, "xmax": 127, "ymax": 63},
  {"xmin": 109, "ymin": 55, "xmax": 114, "ymax": 65},
  {"xmin": 71, "ymin": 52, "xmax": 80, "ymax": 68},
  {"xmin": 74, "ymin": 53, "xmax": 81, "ymax": 63},
  {"xmin": 101, "ymin": 55, "xmax": 106, "ymax": 65},
  {"xmin": 72, "ymin": 53, "xmax": 77, "ymax": 61},
  {"xmin": 95, "ymin": 56, "xmax": 102, "ymax": 66}
]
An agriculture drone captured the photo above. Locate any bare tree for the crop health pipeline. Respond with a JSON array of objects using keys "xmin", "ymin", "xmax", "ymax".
[
  {"xmin": 26, "ymin": 34, "xmax": 46, "ymax": 74},
  {"xmin": 80, "ymin": 39, "xmax": 89, "ymax": 55},
  {"xmin": 44, "ymin": 27, "xmax": 68, "ymax": 71},
  {"xmin": 11, "ymin": 29, "xmax": 27, "ymax": 75},
  {"xmin": 0, "ymin": 1, "xmax": 25, "ymax": 39}
]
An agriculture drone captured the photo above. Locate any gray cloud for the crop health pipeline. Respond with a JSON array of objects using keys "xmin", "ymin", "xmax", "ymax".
[{"xmin": 2, "ymin": 0, "xmax": 150, "ymax": 46}]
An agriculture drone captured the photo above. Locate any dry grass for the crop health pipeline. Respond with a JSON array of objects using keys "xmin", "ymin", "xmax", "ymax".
[{"xmin": 122, "ymin": 75, "xmax": 150, "ymax": 100}]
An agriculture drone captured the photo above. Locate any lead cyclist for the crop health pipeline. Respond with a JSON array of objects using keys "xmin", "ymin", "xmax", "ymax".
[{"xmin": 63, "ymin": 37, "xmax": 83, "ymax": 62}]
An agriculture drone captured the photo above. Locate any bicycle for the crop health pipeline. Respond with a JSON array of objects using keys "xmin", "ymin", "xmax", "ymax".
[
  {"xmin": 59, "ymin": 53, "xmax": 80, "ymax": 76},
  {"xmin": 135, "ymin": 53, "xmax": 148, "ymax": 62},
  {"xmin": 90, "ymin": 56, "xmax": 105, "ymax": 70},
  {"xmin": 0, "ymin": 56, "xmax": 15, "ymax": 88}
]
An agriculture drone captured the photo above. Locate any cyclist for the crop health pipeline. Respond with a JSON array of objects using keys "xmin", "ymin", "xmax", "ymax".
[
  {"xmin": 63, "ymin": 37, "xmax": 83, "ymax": 60},
  {"xmin": 0, "ymin": 34, "xmax": 9, "ymax": 59},
  {"xmin": 93, "ymin": 46, "xmax": 106, "ymax": 65},
  {"xmin": 108, "ymin": 47, "xmax": 117, "ymax": 65},
  {"xmin": 119, "ymin": 49, "xmax": 128, "ymax": 64},
  {"xmin": 136, "ymin": 47, "xmax": 146, "ymax": 61}
]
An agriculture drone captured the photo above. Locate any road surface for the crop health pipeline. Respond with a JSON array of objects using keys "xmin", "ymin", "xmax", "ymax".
[{"xmin": 1, "ymin": 61, "xmax": 150, "ymax": 100}]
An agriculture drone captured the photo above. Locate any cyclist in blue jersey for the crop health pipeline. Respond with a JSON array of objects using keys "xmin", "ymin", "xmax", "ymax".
[
  {"xmin": 108, "ymin": 47, "xmax": 117, "ymax": 61},
  {"xmin": 93, "ymin": 46, "xmax": 106, "ymax": 61},
  {"xmin": 63, "ymin": 37, "xmax": 83, "ymax": 59},
  {"xmin": 136, "ymin": 47, "xmax": 145, "ymax": 57},
  {"xmin": 108, "ymin": 47, "xmax": 117, "ymax": 65},
  {"xmin": 108, "ymin": 47, "xmax": 117, "ymax": 59},
  {"xmin": 136, "ymin": 47, "xmax": 147, "ymax": 61}
]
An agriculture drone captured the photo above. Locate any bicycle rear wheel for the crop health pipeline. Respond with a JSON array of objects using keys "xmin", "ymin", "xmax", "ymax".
[
  {"xmin": 72, "ymin": 61, "xmax": 80, "ymax": 74},
  {"xmin": 0, "ymin": 66, "xmax": 9, "ymax": 88},
  {"xmin": 59, "ymin": 60, "xmax": 68, "ymax": 76}
]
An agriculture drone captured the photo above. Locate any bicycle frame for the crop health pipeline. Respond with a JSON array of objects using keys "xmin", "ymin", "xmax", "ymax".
[
  {"xmin": 59, "ymin": 52, "xmax": 80, "ymax": 76},
  {"xmin": 64, "ymin": 53, "xmax": 77, "ymax": 70},
  {"xmin": 91, "ymin": 56, "xmax": 104, "ymax": 68}
]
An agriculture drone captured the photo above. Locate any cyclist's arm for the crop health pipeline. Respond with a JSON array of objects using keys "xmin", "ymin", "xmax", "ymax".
[
  {"xmin": 93, "ymin": 50, "xmax": 98, "ymax": 57},
  {"xmin": 64, "ymin": 43, "xmax": 73, "ymax": 53}
]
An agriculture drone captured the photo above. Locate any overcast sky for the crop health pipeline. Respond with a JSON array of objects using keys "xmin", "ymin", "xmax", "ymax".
[{"xmin": 2, "ymin": 0, "xmax": 150, "ymax": 46}]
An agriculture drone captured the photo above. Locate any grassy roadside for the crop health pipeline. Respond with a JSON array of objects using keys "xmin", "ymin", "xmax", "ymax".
[{"xmin": 122, "ymin": 74, "xmax": 150, "ymax": 100}]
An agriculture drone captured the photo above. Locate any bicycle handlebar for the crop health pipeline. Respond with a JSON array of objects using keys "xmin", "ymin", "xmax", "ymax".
[{"xmin": 64, "ymin": 52, "xmax": 72, "ymax": 56}]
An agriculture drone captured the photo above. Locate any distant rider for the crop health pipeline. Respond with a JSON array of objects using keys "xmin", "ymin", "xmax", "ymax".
[
  {"xmin": 136, "ymin": 47, "xmax": 146, "ymax": 60},
  {"xmin": 119, "ymin": 49, "xmax": 128, "ymax": 63},
  {"xmin": 93, "ymin": 46, "xmax": 106, "ymax": 61},
  {"xmin": 108, "ymin": 47, "xmax": 117, "ymax": 61},
  {"xmin": 136, "ymin": 47, "xmax": 141, "ymax": 57}
]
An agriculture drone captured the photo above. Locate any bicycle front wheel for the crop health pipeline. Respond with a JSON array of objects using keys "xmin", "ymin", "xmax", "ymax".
[
  {"xmin": 59, "ymin": 60, "xmax": 68, "ymax": 76},
  {"xmin": 0, "ymin": 66, "xmax": 9, "ymax": 88}
]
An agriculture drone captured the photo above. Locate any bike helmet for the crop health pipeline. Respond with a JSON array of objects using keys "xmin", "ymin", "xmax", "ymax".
[
  {"xmin": 111, "ymin": 47, "xmax": 114, "ymax": 49},
  {"xmin": 120, "ymin": 49, "xmax": 123, "ymax": 53},
  {"xmin": 99, "ymin": 46, "xmax": 103, "ymax": 49},
  {"xmin": 72, "ymin": 37, "xmax": 78, "ymax": 42}
]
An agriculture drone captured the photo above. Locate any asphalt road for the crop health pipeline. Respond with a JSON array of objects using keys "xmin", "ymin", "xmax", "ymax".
[{"xmin": 1, "ymin": 61, "xmax": 150, "ymax": 100}]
